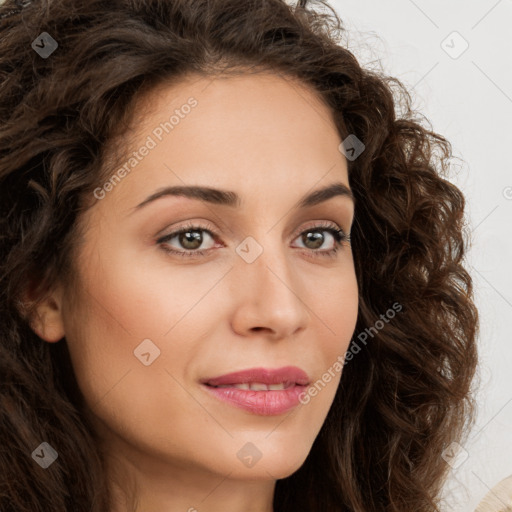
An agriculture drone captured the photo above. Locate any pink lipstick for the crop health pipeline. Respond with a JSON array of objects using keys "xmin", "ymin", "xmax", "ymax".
[{"xmin": 200, "ymin": 366, "xmax": 310, "ymax": 416}]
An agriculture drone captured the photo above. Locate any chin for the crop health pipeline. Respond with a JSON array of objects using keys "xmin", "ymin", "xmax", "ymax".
[{"xmin": 224, "ymin": 443, "xmax": 312, "ymax": 480}]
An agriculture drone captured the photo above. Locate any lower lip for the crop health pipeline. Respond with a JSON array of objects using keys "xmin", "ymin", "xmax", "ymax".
[{"xmin": 202, "ymin": 384, "xmax": 308, "ymax": 416}]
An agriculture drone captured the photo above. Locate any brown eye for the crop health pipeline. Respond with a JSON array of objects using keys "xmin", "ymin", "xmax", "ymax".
[
  {"xmin": 157, "ymin": 225, "xmax": 217, "ymax": 256},
  {"xmin": 177, "ymin": 230, "xmax": 204, "ymax": 250},
  {"xmin": 292, "ymin": 223, "xmax": 349, "ymax": 259},
  {"xmin": 157, "ymin": 221, "xmax": 348, "ymax": 259},
  {"xmin": 301, "ymin": 230, "xmax": 326, "ymax": 250}
]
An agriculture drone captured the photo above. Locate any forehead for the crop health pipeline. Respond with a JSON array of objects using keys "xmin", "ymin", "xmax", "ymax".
[
  {"xmin": 93, "ymin": 71, "xmax": 350, "ymax": 217},
  {"xmin": 128, "ymin": 70, "xmax": 340, "ymax": 149}
]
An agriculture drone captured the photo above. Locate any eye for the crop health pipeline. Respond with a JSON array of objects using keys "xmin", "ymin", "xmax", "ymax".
[
  {"xmin": 157, "ymin": 222, "xmax": 218, "ymax": 257},
  {"xmin": 293, "ymin": 224, "xmax": 346, "ymax": 253},
  {"xmin": 291, "ymin": 221, "xmax": 350, "ymax": 259},
  {"xmin": 156, "ymin": 221, "xmax": 350, "ymax": 259}
]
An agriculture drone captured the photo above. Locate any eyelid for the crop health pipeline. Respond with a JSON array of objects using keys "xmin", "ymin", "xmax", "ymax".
[
  {"xmin": 156, "ymin": 219, "xmax": 217, "ymax": 238},
  {"xmin": 157, "ymin": 219, "xmax": 348, "ymax": 243},
  {"xmin": 290, "ymin": 219, "xmax": 342, "ymax": 239}
]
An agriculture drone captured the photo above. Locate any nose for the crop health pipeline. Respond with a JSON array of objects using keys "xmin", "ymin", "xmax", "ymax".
[{"xmin": 229, "ymin": 243, "xmax": 311, "ymax": 341}]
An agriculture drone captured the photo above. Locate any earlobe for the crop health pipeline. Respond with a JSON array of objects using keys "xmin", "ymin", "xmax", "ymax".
[{"xmin": 18, "ymin": 284, "xmax": 66, "ymax": 343}]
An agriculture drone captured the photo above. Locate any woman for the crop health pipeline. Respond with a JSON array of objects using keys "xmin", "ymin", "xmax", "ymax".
[{"xmin": 0, "ymin": 0, "xmax": 479, "ymax": 510}]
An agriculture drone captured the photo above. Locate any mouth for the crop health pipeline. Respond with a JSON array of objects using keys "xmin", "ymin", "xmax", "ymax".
[
  {"xmin": 204, "ymin": 381, "xmax": 298, "ymax": 391},
  {"xmin": 199, "ymin": 366, "xmax": 311, "ymax": 415}
]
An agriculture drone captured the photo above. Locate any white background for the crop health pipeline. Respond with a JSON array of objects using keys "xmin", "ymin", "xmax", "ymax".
[{"xmin": 2, "ymin": 0, "xmax": 511, "ymax": 510}]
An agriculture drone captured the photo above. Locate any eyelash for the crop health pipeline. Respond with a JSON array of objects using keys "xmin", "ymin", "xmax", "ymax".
[{"xmin": 156, "ymin": 221, "xmax": 350, "ymax": 260}]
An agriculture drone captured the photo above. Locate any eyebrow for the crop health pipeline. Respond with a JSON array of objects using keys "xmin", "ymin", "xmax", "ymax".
[{"xmin": 131, "ymin": 181, "xmax": 355, "ymax": 213}]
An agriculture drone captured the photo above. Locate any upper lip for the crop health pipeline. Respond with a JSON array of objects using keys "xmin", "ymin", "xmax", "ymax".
[{"xmin": 201, "ymin": 366, "xmax": 310, "ymax": 387}]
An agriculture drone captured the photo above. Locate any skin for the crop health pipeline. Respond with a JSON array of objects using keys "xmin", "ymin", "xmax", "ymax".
[{"xmin": 28, "ymin": 71, "xmax": 359, "ymax": 512}]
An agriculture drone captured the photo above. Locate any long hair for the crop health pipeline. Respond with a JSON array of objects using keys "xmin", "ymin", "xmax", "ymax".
[{"xmin": 0, "ymin": 0, "xmax": 479, "ymax": 510}]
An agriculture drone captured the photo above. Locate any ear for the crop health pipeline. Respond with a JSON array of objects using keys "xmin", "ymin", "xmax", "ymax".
[{"xmin": 18, "ymin": 279, "xmax": 66, "ymax": 343}]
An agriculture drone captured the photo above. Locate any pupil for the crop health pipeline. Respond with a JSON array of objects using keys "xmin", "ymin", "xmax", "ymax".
[
  {"xmin": 304, "ymin": 231, "xmax": 323, "ymax": 249},
  {"xmin": 180, "ymin": 230, "xmax": 202, "ymax": 250}
]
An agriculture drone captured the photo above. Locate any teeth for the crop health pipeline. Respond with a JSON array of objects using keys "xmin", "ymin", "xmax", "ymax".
[
  {"xmin": 267, "ymin": 383, "xmax": 286, "ymax": 390},
  {"xmin": 216, "ymin": 383, "xmax": 250, "ymax": 389},
  {"xmin": 250, "ymin": 382, "xmax": 270, "ymax": 391},
  {"xmin": 214, "ymin": 382, "xmax": 289, "ymax": 391}
]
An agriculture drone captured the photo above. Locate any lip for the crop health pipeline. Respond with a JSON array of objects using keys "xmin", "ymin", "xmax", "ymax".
[
  {"xmin": 200, "ymin": 366, "xmax": 310, "ymax": 387},
  {"xmin": 202, "ymin": 384, "xmax": 309, "ymax": 415},
  {"xmin": 200, "ymin": 366, "xmax": 310, "ymax": 416}
]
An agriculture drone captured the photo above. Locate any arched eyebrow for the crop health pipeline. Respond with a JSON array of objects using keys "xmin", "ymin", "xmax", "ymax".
[{"xmin": 129, "ymin": 181, "xmax": 354, "ymax": 214}]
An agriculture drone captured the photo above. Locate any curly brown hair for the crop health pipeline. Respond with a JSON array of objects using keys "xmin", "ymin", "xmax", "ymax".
[{"xmin": 0, "ymin": 0, "xmax": 479, "ymax": 510}]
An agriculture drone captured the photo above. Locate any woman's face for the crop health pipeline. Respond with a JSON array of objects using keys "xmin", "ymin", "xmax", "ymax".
[{"xmin": 38, "ymin": 72, "xmax": 358, "ymax": 494}]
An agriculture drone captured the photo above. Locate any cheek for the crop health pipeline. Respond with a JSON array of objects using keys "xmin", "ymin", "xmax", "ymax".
[
  {"xmin": 60, "ymin": 261, "xmax": 207, "ymax": 459},
  {"xmin": 60, "ymin": 241, "xmax": 165, "ymax": 410},
  {"xmin": 310, "ymin": 262, "xmax": 359, "ymax": 388},
  {"xmin": 311, "ymin": 258, "xmax": 359, "ymax": 347},
  {"xmin": 61, "ymin": 238, "xmax": 223, "ymax": 404}
]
